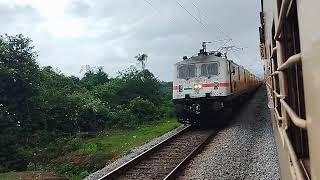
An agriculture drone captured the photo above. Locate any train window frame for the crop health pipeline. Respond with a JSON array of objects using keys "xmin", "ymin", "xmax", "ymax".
[{"xmin": 280, "ymin": 0, "xmax": 309, "ymax": 174}]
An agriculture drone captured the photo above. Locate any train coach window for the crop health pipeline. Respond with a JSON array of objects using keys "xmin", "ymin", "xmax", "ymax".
[
  {"xmin": 201, "ymin": 63, "xmax": 218, "ymax": 76},
  {"xmin": 281, "ymin": 0, "xmax": 309, "ymax": 175}
]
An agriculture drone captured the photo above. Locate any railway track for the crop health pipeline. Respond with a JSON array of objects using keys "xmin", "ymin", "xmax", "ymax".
[{"xmin": 98, "ymin": 125, "xmax": 217, "ymax": 180}]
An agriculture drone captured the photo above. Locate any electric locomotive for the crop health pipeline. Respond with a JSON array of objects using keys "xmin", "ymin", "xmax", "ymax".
[{"xmin": 173, "ymin": 42, "xmax": 260, "ymax": 125}]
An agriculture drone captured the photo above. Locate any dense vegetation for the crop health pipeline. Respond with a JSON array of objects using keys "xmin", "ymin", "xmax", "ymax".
[{"xmin": 0, "ymin": 34, "xmax": 175, "ymax": 177}]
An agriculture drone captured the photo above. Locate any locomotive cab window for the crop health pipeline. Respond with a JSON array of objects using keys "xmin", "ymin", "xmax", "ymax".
[
  {"xmin": 200, "ymin": 63, "xmax": 219, "ymax": 77},
  {"xmin": 178, "ymin": 64, "xmax": 196, "ymax": 79}
]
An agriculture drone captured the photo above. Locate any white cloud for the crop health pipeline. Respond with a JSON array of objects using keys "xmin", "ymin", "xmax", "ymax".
[{"xmin": 0, "ymin": 0, "xmax": 262, "ymax": 81}]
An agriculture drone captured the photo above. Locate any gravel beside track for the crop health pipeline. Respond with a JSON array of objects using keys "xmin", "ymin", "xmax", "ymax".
[
  {"xmin": 85, "ymin": 125, "xmax": 187, "ymax": 180},
  {"xmin": 178, "ymin": 87, "xmax": 280, "ymax": 180}
]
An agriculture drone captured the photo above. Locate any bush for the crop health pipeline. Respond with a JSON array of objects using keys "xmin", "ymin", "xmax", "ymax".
[
  {"xmin": 160, "ymin": 100, "xmax": 175, "ymax": 118},
  {"xmin": 111, "ymin": 107, "xmax": 138, "ymax": 129},
  {"xmin": 129, "ymin": 97, "xmax": 160, "ymax": 122},
  {"xmin": 68, "ymin": 92, "xmax": 111, "ymax": 132},
  {"xmin": 0, "ymin": 34, "xmax": 175, "ymax": 176}
]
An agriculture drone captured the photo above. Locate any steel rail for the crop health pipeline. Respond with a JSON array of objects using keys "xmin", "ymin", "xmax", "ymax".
[
  {"xmin": 97, "ymin": 125, "xmax": 191, "ymax": 180},
  {"xmin": 163, "ymin": 130, "xmax": 217, "ymax": 180}
]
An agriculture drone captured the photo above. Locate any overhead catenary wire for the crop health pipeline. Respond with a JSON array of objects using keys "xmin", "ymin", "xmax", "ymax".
[
  {"xmin": 141, "ymin": 0, "xmax": 229, "ymax": 45},
  {"xmin": 176, "ymin": 0, "xmax": 255, "ymax": 70},
  {"xmin": 188, "ymin": 0, "xmax": 202, "ymax": 23},
  {"xmin": 142, "ymin": 0, "xmax": 177, "ymax": 24},
  {"xmin": 174, "ymin": 0, "xmax": 207, "ymax": 30},
  {"xmin": 191, "ymin": 0, "xmax": 244, "ymax": 51},
  {"xmin": 190, "ymin": 0, "xmax": 252, "ymax": 61},
  {"xmin": 174, "ymin": 0, "xmax": 231, "ymax": 46},
  {"xmin": 142, "ymin": 0, "xmax": 243, "ymax": 54}
]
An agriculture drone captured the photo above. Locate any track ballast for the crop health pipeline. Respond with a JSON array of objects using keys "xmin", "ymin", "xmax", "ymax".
[{"xmin": 98, "ymin": 125, "xmax": 217, "ymax": 180}]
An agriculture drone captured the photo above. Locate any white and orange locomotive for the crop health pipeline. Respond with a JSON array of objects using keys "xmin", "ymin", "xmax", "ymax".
[{"xmin": 173, "ymin": 43, "xmax": 260, "ymax": 125}]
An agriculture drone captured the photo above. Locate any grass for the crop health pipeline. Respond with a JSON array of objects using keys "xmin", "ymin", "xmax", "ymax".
[
  {"xmin": 76, "ymin": 118, "xmax": 180, "ymax": 156},
  {"xmin": 0, "ymin": 171, "xmax": 67, "ymax": 180},
  {"xmin": 0, "ymin": 118, "xmax": 180, "ymax": 180},
  {"xmin": 0, "ymin": 172, "xmax": 16, "ymax": 180}
]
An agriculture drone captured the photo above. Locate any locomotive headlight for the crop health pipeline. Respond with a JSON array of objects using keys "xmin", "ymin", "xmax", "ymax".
[{"xmin": 194, "ymin": 84, "xmax": 202, "ymax": 89}]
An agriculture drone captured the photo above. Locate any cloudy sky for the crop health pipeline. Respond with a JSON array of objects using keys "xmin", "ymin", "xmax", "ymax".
[{"xmin": 0, "ymin": 0, "xmax": 263, "ymax": 81}]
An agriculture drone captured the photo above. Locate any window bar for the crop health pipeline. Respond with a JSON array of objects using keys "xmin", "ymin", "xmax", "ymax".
[
  {"xmin": 278, "ymin": 53, "xmax": 301, "ymax": 71},
  {"xmin": 273, "ymin": 90, "xmax": 285, "ymax": 99},
  {"xmin": 282, "ymin": 129, "xmax": 306, "ymax": 180},
  {"xmin": 280, "ymin": 99, "xmax": 307, "ymax": 129},
  {"xmin": 274, "ymin": 108, "xmax": 284, "ymax": 121},
  {"xmin": 266, "ymin": 85, "xmax": 273, "ymax": 101},
  {"xmin": 274, "ymin": 0, "xmax": 293, "ymax": 40},
  {"xmin": 271, "ymin": 71, "xmax": 280, "ymax": 76},
  {"xmin": 271, "ymin": 47, "xmax": 277, "ymax": 58},
  {"xmin": 266, "ymin": 82, "xmax": 272, "ymax": 89},
  {"xmin": 273, "ymin": 108, "xmax": 285, "ymax": 147}
]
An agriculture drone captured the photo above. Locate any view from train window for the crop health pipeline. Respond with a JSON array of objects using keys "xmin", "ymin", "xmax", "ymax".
[{"xmin": 1, "ymin": 0, "xmax": 319, "ymax": 180}]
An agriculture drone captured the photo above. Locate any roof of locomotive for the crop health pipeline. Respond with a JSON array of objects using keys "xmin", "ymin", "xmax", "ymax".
[{"xmin": 175, "ymin": 54, "xmax": 229, "ymax": 65}]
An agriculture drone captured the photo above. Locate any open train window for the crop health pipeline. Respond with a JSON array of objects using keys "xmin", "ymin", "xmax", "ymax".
[{"xmin": 282, "ymin": 0, "xmax": 309, "ymax": 175}]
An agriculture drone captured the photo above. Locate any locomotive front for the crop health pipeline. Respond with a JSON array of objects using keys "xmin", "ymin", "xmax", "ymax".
[{"xmin": 173, "ymin": 50, "xmax": 231, "ymax": 125}]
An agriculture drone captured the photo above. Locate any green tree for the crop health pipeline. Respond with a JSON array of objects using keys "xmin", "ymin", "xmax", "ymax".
[
  {"xmin": 33, "ymin": 66, "xmax": 83, "ymax": 133},
  {"xmin": 68, "ymin": 91, "xmax": 110, "ymax": 132},
  {"xmin": 0, "ymin": 34, "xmax": 41, "ymax": 171},
  {"xmin": 129, "ymin": 97, "xmax": 160, "ymax": 122},
  {"xmin": 95, "ymin": 67, "xmax": 162, "ymax": 106},
  {"xmin": 0, "ymin": 34, "xmax": 175, "ymax": 174},
  {"xmin": 135, "ymin": 53, "xmax": 148, "ymax": 70},
  {"xmin": 81, "ymin": 66, "xmax": 109, "ymax": 90}
]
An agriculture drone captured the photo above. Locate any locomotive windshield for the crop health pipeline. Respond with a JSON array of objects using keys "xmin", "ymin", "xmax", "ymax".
[
  {"xmin": 178, "ymin": 64, "xmax": 196, "ymax": 79},
  {"xmin": 201, "ymin": 63, "xmax": 219, "ymax": 76}
]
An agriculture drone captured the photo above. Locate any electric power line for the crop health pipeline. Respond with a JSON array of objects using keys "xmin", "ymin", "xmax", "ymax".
[
  {"xmin": 142, "ymin": 0, "xmax": 178, "ymax": 25},
  {"xmin": 188, "ymin": 0, "xmax": 202, "ymax": 23},
  {"xmin": 190, "ymin": 0, "xmax": 233, "ymax": 42},
  {"xmin": 174, "ymin": 0, "xmax": 207, "ymax": 30},
  {"xmin": 143, "ymin": 0, "xmax": 158, "ymax": 13},
  {"xmin": 142, "ymin": 0, "xmax": 232, "ymax": 48}
]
